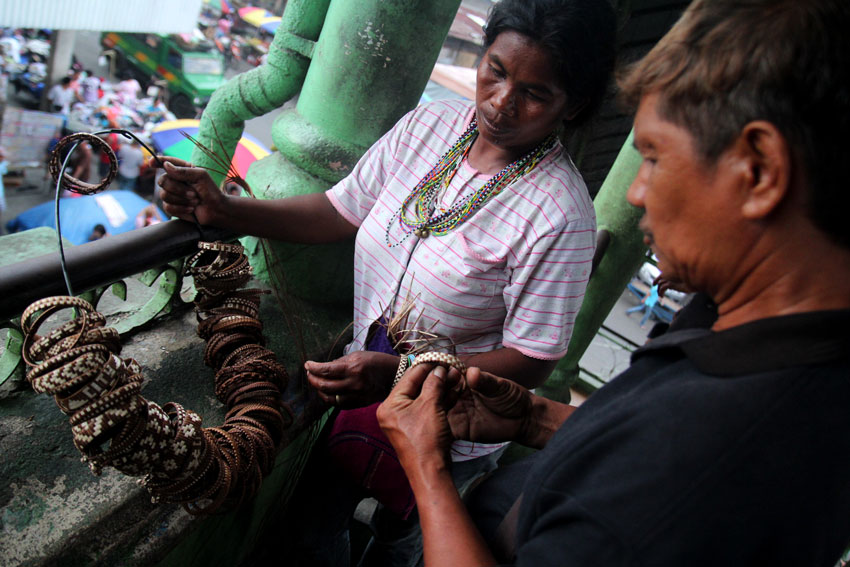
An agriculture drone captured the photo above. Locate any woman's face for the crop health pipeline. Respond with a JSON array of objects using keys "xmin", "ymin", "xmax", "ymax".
[{"xmin": 475, "ymin": 31, "xmax": 571, "ymax": 158}]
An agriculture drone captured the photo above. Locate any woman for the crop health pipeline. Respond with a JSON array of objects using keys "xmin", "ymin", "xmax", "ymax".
[{"xmin": 159, "ymin": 0, "xmax": 615, "ymax": 562}]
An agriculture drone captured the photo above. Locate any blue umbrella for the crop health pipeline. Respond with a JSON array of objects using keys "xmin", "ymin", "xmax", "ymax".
[{"xmin": 5, "ymin": 191, "xmax": 166, "ymax": 246}]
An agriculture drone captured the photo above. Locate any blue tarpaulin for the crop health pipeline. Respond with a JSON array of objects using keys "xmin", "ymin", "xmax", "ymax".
[{"xmin": 5, "ymin": 191, "xmax": 165, "ymax": 246}]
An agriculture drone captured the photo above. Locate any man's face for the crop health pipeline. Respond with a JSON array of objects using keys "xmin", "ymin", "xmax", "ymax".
[{"xmin": 626, "ymin": 93, "xmax": 742, "ymax": 293}]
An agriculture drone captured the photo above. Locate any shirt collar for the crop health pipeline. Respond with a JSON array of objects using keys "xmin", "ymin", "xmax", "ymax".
[{"xmin": 633, "ymin": 308, "xmax": 850, "ymax": 376}]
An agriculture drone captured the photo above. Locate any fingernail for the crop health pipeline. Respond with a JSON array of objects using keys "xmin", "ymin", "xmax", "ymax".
[{"xmin": 433, "ymin": 366, "xmax": 446, "ymax": 378}]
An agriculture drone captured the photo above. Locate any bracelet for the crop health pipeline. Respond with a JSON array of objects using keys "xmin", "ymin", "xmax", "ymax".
[
  {"xmin": 409, "ymin": 351, "xmax": 466, "ymax": 374},
  {"xmin": 391, "ymin": 354, "xmax": 417, "ymax": 389}
]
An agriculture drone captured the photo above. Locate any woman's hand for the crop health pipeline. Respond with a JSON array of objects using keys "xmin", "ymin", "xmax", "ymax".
[
  {"xmin": 156, "ymin": 160, "xmax": 358, "ymax": 243},
  {"xmin": 156, "ymin": 156, "xmax": 227, "ymax": 225},
  {"xmin": 306, "ymin": 351, "xmax": 400, "ymax": 408},
  {"xmin": 447, "ymin": 367, "xmax": 535, "ymax": 445},
  {"xmin": 450, "ymin": 367, "xmax": 575, "ymax": 449},
  {"xmin": 377, "ymin": 363, "xmax": 462, "ymax": 474}
]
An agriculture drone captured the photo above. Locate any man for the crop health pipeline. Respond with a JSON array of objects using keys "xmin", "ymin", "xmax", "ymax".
[
  {"xmin": 377, "ymin": 0, "xmax": 850, "ymax": 565},
  {"xmin": 116, "ymin": 140, "xmax": 145, "ymax": 192},
  {"xmin": 80, "ymin": 70, "xmax": 101, "ymax": 104},
  {"xmin": 47, "ymin": 77, "xmax": 74, "ymax": 115},
  {"xmin": 88, "ymin": 224, "xmax": 108, "ymax": 241}
]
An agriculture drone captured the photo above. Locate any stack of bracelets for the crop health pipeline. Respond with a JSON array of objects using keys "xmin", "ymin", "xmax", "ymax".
[{"xmin": 20, "ymin": 241, "xmax": 292, "ymax": 515}]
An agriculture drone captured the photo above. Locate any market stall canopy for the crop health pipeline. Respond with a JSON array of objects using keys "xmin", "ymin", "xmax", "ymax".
[
  {"xmin": 5, "ymin": 191, "xmax": 166, "ymax": 246},
  {"xmin": 150, "ymin": 119, "xmax": 271, "ymax": 180},
  {"xmin": 0, "ymin": 0, "xmax": 202, "ymax": 33},
  {"xmin": 237, "ymin": 6, "xmax": 282, "ymax": 34}
]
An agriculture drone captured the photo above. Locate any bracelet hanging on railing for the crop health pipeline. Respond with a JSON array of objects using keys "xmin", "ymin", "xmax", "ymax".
[{"xmin": 20, "ymin": 241, "xmax": 293, "ymax": 515}]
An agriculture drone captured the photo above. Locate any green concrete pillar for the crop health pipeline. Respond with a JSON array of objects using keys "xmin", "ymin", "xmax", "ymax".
[
  {"xmin": 191, "ymin": 0, "xmax": 332, "ymax": 187},
  {"xmin": 538, "ymin": 132, "xmax": 648, "ymax": 403},
  {"xmin": 245, "ymin": 0, "xmax": 462, "ymax": 304},
  {"xmin": 44, "ymin": 30, "xmax": 76, "ymax": 111}
]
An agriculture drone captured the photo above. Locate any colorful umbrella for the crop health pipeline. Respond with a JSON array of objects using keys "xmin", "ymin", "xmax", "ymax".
[
  {"xmin": 204, "ymin": 0, "xmax": 233, "ymax": 14},
  {"xmin": 150, "ymin": 119, "xmax": 271, "ymax": 180},
  {"xmin": 260, "ymin": 19, "xmax": 281, "ymax": 34},
  {"xmin": 238, "ymin": 6, "xmax": 282, "ymax": 33}
]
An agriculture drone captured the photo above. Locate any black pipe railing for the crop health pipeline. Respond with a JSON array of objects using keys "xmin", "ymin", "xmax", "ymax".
[{"xmin": 0, "ymin": 220, "xmax": 238, "ymax": 321}]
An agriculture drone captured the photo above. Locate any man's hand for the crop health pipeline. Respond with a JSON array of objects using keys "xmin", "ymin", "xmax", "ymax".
[
  {"xmin": 377, "ymin": 363, "xmax": 462, "ymax": 474},
  {"xmin": 447, "ymin": 367, "xmax": 534, "ymax": 445},
  {"xmin": 156, "ymin": 156, "xmax": 226, "ymax": 225},
  {"xmin": 378, "ymin": 363, "xmax": 499, "ymax": 567},
  {"xmin": 306, "ymin": 351, "xmax": 400, "ymax": 408}
]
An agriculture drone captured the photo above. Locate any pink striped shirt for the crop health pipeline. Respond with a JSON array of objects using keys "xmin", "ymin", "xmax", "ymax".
[
  {"xmin": 328, "ymin": 100, "xmax": 595, "ymax": 461},
  {"xmin": 328, "ymin": 100, "xmax": 596, "ymax": 363}
]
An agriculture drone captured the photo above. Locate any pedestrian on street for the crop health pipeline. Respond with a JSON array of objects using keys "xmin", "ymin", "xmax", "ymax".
[
  {"xmin": 47, "ymin": 76, "xmax": 74, "ymax": 115},
  {"xmin": 116, "ymin": 139, "xmax": 144, "ymax": 192},
  {"xmin": 0, "ymin": 146, "xmax": 8, "ymax": 234}
]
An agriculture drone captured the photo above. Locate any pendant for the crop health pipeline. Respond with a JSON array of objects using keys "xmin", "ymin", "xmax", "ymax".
[{"xmin": 414, "ymin": 227, "xmax": 430, "ymax": 239}]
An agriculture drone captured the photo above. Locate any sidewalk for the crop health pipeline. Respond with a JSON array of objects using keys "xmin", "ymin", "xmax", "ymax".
[{"xmin": 1, "ymin": 80, "xmax": 57, "ymax": 233}]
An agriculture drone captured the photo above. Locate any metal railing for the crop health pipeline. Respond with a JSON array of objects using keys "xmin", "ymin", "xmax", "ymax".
[
  {"xmin": 0, "ymin": 220, "xmax": 238, "ymax": 386},
  {"xmin": 0, "ymin": 220, "xmax": 236, "ymax": 322}
]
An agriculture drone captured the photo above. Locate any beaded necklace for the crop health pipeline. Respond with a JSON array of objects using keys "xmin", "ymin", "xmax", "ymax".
[{"xmin": 384, "ymin": 118, "xmax": 558, "ymax": 248}]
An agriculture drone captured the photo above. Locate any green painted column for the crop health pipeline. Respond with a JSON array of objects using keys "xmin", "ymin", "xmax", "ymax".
[
  {"xmin": 245, "ymin": 0, "xmax": 462, "ymax": 304},
  {"xmin": 538, "ymin": 132, "xmax": 648, "ymax": 403},
  {"xmin": 191, "ymin": 0, "xmax": 332, "ymax": 187}
]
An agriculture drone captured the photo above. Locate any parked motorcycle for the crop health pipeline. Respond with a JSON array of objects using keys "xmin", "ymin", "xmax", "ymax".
[{"xmin": 11, "ymin": 62, "xmax": 46, "ymax": 109}]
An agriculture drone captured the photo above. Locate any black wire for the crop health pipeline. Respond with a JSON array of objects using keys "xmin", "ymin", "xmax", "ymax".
[
  {"xmin": 54, "ymin": 141, "xmax": 82, "ymax": 296},
  {"xmin": 52, "ymin": 128, "xmax": 204, "ymax": 299}
]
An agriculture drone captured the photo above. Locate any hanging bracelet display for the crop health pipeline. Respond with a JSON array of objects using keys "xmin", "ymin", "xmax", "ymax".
[{"xmin": 20, "ymin": 242, "xmax": 292, "ymax": 515}]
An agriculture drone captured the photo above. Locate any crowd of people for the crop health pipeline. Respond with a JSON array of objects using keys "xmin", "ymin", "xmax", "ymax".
[
  {"xmin": 1, "ymin": 26, "xmax": 173, "ymax": 207},
  {"xmin": 1, "ymin": 27, "xmax": 175, "ymax": 128},
  {"xmin": 198, "ymin": 7, "xmax": 270, "ymax": 68}
]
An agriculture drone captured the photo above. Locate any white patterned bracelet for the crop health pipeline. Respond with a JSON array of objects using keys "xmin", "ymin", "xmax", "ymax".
[
  {"xmin": 392, "ymin": 354, "xmax": 417, "ymax": 389},
  {"xmin": 392, "ymin": 351, "xmax": 467, "ymax": 389}
]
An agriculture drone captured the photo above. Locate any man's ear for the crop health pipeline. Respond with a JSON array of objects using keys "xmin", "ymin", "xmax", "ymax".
[{"xmin": 737, "ymin": 121, "xmax": 792, "ymax": 220}]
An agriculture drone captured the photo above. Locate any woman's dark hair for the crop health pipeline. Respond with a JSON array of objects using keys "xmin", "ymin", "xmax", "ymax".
[{"xmin": 484, "ymin": 0, "xmax": 617, "ymax": 127}]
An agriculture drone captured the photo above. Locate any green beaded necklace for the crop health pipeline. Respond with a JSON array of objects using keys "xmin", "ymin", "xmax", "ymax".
[{"xmin": 384, "ymin": 117, "xmax": 558, "ymax": 248}]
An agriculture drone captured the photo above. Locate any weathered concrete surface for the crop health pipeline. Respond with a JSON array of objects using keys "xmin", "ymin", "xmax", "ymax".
[{"xmin": 0, "ymin": 282, "xmax": 350, "ymax": 566}]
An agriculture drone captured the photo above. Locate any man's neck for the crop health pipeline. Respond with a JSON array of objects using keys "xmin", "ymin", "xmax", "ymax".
[{"xmin": 712, "ymin": 225, "xmax": 850, "ymax": 331}]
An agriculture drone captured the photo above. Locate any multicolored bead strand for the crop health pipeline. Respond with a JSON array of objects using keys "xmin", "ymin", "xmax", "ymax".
[{"xmin": 385, "ymin": 117, "xmax": 558, "ymax": 248}]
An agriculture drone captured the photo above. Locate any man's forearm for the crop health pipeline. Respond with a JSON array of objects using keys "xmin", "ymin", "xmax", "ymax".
[{"xmin": 408, "ymin": 459, "xmax": 498, "ymax": 566}]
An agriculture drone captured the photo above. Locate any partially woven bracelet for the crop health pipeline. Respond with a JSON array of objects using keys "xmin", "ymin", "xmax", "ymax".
[
  {"xmin": 48, "ymin": 132, "xmax": 118, "ymax": 195},
  {"xmin": 391, "ymin": 351, "xmax": 467, "ymax": 389},
  {"xmin": 392, "ymin": 354, "xmax": 417, "ymax": 389}
]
